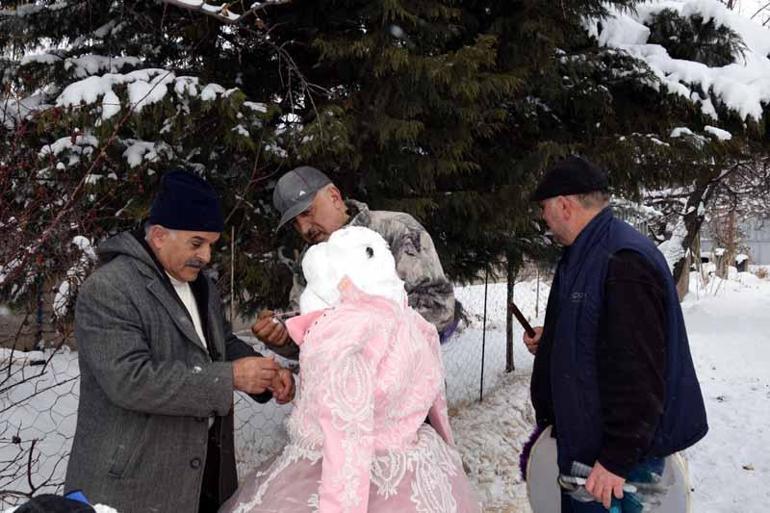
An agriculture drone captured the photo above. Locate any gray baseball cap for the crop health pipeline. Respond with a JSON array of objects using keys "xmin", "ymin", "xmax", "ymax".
[{"xmin": 273, "ymin": 166, "xmax": 332, "ymax": 229}]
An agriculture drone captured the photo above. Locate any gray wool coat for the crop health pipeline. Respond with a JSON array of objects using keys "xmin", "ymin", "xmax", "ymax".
[{"xmin": 64, "ymin": 232, "xmax": 269, "ymax": 513}]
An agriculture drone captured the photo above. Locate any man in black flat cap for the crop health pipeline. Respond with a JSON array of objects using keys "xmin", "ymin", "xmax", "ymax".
[
  {"xmin": 523, "ymin": 156, "xmax": 707, "ymax": 512},
  {"xmin": 65, "ymin": 170, "xmax": 294, "ymax": 513}
]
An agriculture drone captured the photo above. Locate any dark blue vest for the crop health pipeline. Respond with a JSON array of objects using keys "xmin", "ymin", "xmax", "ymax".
[{"xmin": 548, "ymin": 208, "xmax": 708, "ymax": 472}]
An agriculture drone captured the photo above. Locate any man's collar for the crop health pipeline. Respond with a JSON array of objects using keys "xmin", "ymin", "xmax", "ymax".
[
  {"xmin": 165, "ymin": 271, "xmax": 188, "ymax": 288},
  {"xmin": 567, "ymin": 206, "xmax": 612, "ymax": 248},
  {"xmin": 344, "ymin": 199, "xmax": 370, "ymax": 227}
]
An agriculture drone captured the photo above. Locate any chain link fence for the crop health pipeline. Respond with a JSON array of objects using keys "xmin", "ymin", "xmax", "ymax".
[
  {"xmin": 1, "ymin": 346, "xmax": 78, "ymax": 507},
  {"xmin": 0, "ymin": 278, "xmax": 543, "ymax": 508}
]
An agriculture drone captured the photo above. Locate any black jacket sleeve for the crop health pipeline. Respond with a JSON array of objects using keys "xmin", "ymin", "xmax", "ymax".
[
  {"xmin": 531, "ymin": 269, "xmax": 561, "ymax": 430},
  {"xmin": 597, "ymin": 250, "xmax": 666, "ymax": 477}
]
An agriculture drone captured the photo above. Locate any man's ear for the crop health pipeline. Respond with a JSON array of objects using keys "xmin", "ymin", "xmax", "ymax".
[
  {"xmin": 147, "ymin": 225, "xmax": 167, "ymax": 249},
  {"xmin": 327, "ymin": 185, "xmax": 344, "ymax": 208}
]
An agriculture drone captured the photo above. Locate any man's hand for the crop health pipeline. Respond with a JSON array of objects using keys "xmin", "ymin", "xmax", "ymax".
[
  {"xmin": 269, "ymin": 368, "xmax": 295, "ymax": 404},
  {"xmin": 522, "ymin": 326, "xmax": 544, "ymax": 355},
  {"xmin": 585, "ymin": 461, "xmax": 625, "ymax": 509},
  {"xmin": 232, "ymin": 356, "xmax": 278, "ymax": 395},
  {"xmin": 251, "ymin": 309, "xmax": 290, "ymax": 348}
]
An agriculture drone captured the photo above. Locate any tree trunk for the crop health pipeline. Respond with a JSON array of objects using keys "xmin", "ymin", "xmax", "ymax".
[
  {"xmin": 725, "ymin": 208, "xmax": 738, "ymax": 277},
  {"xmin": 671, "ymin": 171, "xmax": 721, "ymax": 291},
  {"xmin": 676, "ymin": 254, "xmax": 691, "ymax": 300},
  {"xmin": 505, "ymin": 256, "xmax": 515, "ymax": 373}
]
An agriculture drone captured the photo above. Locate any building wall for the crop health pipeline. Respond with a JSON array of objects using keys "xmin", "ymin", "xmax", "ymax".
[{"xmin": 701, "ymin": 217, "xmax": 770, "ymax": 265}]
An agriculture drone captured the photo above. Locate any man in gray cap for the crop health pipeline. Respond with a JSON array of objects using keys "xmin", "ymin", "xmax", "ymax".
[{"xmin": 252, "ymin": 166, "xmax": 459, "ymax": 357}]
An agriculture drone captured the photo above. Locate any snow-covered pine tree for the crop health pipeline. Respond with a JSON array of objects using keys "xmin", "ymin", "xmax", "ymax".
[
  {"xmin": 0, "ymin": 0, "xmax": 295, "ymax": 324},
  {"xmin": 648, "ymin": 8, "xmax": 747, "ymax": 66},
  {"xmin": 245, "ymin": 0, "xmax": 530, "ymax": 282},
  {"xmin": 610, "ymin": 1, "xmax": 770, "ymax": 288},
  {"xmin": 2, "ymin": 0, "xmax": 769, "ymax": 321},
  {"xmin": 480, "ymin": 0, "xmax": 770, "ymax": 290}
]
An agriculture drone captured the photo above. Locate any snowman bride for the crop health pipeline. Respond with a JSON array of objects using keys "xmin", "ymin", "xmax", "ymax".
[{"xmin": 219, "ymin": 226, "xmax": 480, "ymax": 513}]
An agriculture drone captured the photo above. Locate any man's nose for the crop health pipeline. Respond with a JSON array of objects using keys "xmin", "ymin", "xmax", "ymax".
[
  {"xmin": 198, "ymin": 245, "xmax": 212, "ymax": 264},
  {"xmin": 294, "ymin": 217, "xmax": 312, "ymax": 237}
]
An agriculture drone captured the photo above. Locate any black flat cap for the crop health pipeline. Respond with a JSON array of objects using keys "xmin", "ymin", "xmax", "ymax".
[{"xmin": 531, "ymin": 156, "xmax": 609, "ymax": 201}]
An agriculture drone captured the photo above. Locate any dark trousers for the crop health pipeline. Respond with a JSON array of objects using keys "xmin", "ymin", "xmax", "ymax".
[
  {"xmin": 561, "ymin": 493, "xmax": 615, "ymax": 512},
  {"xmin": 198, "ymin": 426, "xmax": 222, "ymax": 513}
]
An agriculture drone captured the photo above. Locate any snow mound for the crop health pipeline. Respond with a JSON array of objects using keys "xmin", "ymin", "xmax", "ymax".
[{"xmin": 453, "ymin": 372, "xmax": 535, "ymax": 510}]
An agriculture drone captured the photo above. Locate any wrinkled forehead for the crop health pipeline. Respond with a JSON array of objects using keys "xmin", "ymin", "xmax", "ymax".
[
  {"xmin": 173, "ymin": 229, "xmax": 221, "ymax": 244},
  {"xmin": 539, "ymin": 196, "xmax": 562, "ymax": 211}
]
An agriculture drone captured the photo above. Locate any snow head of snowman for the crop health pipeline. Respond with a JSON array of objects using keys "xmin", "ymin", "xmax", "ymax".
[{"xmin": 299, "ymin": 226, "xmax": 406, "ymax": 313}]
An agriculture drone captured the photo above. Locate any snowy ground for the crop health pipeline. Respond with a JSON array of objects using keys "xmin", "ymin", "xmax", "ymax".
[
  {"xmin": 2, "ymin": 267, "xmax": 769, "ymax": 512},
  {"xmin": 451, "ymin": 266, "xmax": 770, "ymax": 512},
  {"xmin": 680, "ymin": 268, "xmax": 770, "ymax": 512}
]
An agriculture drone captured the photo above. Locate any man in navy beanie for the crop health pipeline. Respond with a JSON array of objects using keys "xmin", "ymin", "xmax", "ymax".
[
  {"xmin": 65, "ymin": 170, "xmax": 295, "ymax": 513},
  {"xmin": 524, "ymin": 156, "xmax": 707, "ymax": 512}
]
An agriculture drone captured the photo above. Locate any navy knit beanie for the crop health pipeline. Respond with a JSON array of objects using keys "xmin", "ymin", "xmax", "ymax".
[
  {"xmin": 148, "ymin": 170, "xmax": 225, "ymax": 232},
  {"xmin": 15, "ymin": 494, "xmax": 95, "ymax": 513}
]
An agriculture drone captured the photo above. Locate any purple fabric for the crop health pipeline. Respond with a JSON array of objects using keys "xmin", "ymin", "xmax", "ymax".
[
  {"xmin": 439, "ymin": 315, "xmax": 460, "ymax": 344},
  {"xmin": 520, "ymin": 424, "xmax": 546, "ymax": 482}
]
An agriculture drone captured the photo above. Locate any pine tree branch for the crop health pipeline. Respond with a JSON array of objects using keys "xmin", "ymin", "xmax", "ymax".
[
  {"xmin": 750, "ymin": 1, "xmax": 770, "ymax": 20},
  {"xmin": 0, "ymin": 71, "xmax": 175, "ymax": 290},
  {"xmin": 160, "ymin": 0, "xmax": 292, "ymax": 25}
]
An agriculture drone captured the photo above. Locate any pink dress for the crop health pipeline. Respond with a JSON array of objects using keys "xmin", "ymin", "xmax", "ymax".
[{"xmin": 220, "ymin": 279, "xmax": 481, "ymax": 513}]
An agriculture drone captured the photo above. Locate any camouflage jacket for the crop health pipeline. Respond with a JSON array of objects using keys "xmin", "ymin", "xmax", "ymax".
[{"xmin": 273, "ymin": 200, "xmax": 456, "ymax": 359}]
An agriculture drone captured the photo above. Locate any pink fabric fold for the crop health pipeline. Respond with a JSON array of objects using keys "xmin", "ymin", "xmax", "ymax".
[{"xmin": 285, "ymin": 309, "xmax": 325, "ymax": 345}]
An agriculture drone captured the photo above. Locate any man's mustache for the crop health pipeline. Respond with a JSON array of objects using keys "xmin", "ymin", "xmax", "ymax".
[
  {"xmin": 304, "ymin": 228, "xmax": 322, "ymax": 242},
  {"xmin": 185, "ymin": 259, "xmax": 206, "ymax": 269}
]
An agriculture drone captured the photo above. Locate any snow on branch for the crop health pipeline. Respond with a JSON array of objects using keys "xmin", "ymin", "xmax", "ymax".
[
  {"xmin": 589, "ymin": 0, "xmax": 770, "ymax": 121},
  {"xmin": 0, "ymin": 2, "xmax": 68, "ymax": 18},
  {"xmin": 750, "ymin": 1, "xmax": 770, "ymax": 24},
  {"xmin": 160, "ymin": 0, "xmax": 291, "ymax": 25}
]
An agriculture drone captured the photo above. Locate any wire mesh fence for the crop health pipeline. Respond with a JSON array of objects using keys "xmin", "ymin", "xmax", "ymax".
[
  {"xmin": 0, "ymin": 278, "xmax": 545, "ymax": 508},
  {"xmin": 1, "ymin": 347, "xmax": 79, "ymax": 507}
]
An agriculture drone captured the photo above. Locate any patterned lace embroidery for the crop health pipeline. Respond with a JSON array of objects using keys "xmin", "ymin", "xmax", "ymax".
[
  {"xmin": 322, "ymin": 341, "xmax": 376, "ymax": 512},
  {"xmin": 233, "ymin": 303, "xmax": 468, "ymax": 513},
  {"xmin": 243, "ymin": 426, "xmax": 463, "ymax": 513},
  {"xmin": 231, "ymin": 438, "xmax": 322, "ymax": 513},
  {"xmin": 370, "ymin": 450, "xmax": 409, "ymax": 499}
]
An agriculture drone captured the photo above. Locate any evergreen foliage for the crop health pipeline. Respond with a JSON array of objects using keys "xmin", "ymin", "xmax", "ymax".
[
  {"xmin": 647, "ymin": 8, "xmax": 747, "ymax": 67},
  {"xmin": 0, "ymin": 0, "xmax": 292, "ymax": 314},
  {"xmin": 1, "ymin": 0, "xmax": 769, "ymax": 320}
]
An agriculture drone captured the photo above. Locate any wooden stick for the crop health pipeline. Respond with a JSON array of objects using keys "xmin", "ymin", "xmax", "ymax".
[{"xmin": 509, "ymin": 301, "xmax": 535, "ymax": 338}]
